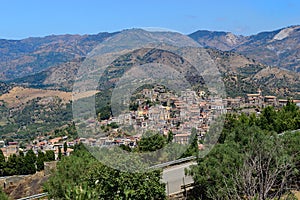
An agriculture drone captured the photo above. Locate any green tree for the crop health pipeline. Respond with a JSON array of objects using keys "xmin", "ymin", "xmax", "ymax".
[
  {"xmin": 63, "ymin": 142, "xmax": 68, "ymax": 155},
  {"xmin": 45, "ymin": 150, "xmax": 55, "ymax": 162},
  {"xmin": 258, "ymin": 106, "xmax": 277, "ymax": 131},
  {"xmin": 180, "ymin": 128, "xmax": 199, "ymax": 158},
  {"xmin": 82, "ymin": 164, "xmax": 165, "ymax": 199},
  {"xmin": 284, "ymin": 99, "xmax": 299, "ymax": 113},
  {"xmin": 189, "ymin": 118, "xmax": 299, "ymax": 199},
  {"xmin": 227, "ymin": 133, "xmax": 295, "ymax": 200},
  {"xmin": 0, "ymin": 187, "xmax": 9, "ymax": 200},
  {"xmin": 44, "ymin": 147, "xmax": 98, "ymax": 199},
  {"xmin": 189, "ymin": 141, "xmax": 243, "ymax": 199},
  {"xmin": 129, "ymin": 102, "xmax": 139, "ymax": 111},
  {"xmin": 24, "ymin": 149, "xmax": 36, "ymax": 174},
  {"xmin": 218, "ymin": 113, "xmax": 238, "ymax": 143},
  {"xmin": 167, "ymin": 130, "xmax": 174, "ymax": 143},
  {"xmin": 45, "ymin": 146, "xmax": 166, "ymax": 200},
  {"xmin": 0, "ymin": 149, "xmax": 5, "ymax": 176},
  {"xmin": 119, "ymin": 144, "xmax": 132, "ymax": 152},
  {"xmin": 281, "ymin": 131, "xmax": 300, "ymax": 188},
  {"xmin": 108, "ymin": 122, "xmax": 119, "ymax": 129},
  {"xmin": 4, "ymin": 154, "xmax": 18, "ymax": 176},
  {"xmin": 275, "ymin": 100, "xmax": 300, "ymax": 132},
  {"xmin": 58, "ymin": 147, "xmax": 62, "ymax": 160},
  {"xmin": 138, "ymin": 131, "xmax": 166, "ymax": 152},
  {"xmin": 65, "ymin": 183, "xmax": 98, "ymax": 200},
  {"xmin": 36, "ymin": 150, "xmax": 45, "ymax": 171},
  {"xmin": 17, "ymin": 151, "xmax": 26, "ymax": 175},
  {"xmin": 97, "ymin": 105, "xmax": 111, "ymax": 120}
]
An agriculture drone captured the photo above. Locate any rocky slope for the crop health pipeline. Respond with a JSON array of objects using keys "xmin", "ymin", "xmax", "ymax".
[
  {"xmin": 189, "ymin": 25, "xmax": 300, "ymax": 72},
  {"xmin": 235, "ymin": 25, "xmax": 300, "ymax": 72},
  {"xmin": 0, "ymin": 81, "xmax": 12, "ymax": 95},
  {"xmin": 10, "ymin": 40, "xmax": 300, "ymax": 98},
  {"xmin": 2, "ymin": 25, "xmax": 300, "ymax": 82},
  {"xmin": 189, "ymin": 30, "xmax": 246, "ymax": 51},
  {"xmin": 0, "ymin": 32, "xmax": 116, "ymax": 80},
  {"xmin": 206, "ymin": 49, "xmax": 300, "ymax": 97},
  {"xmin": 1, "ymin": 34, "xmax": 300, "ymax": 140},
  {"xmin": 11, "ymin": 57, "xmax": 84, "ymax": 91}
]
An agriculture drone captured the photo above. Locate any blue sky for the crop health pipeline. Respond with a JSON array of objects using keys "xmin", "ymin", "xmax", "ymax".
[{"xmin": 0, "ymin": 0, "xmax": 299, "ymax": 39}]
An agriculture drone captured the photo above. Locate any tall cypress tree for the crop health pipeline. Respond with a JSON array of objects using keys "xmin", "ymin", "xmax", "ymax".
[
  {"xmin": 17, "ymin": 151, "xmax": 25, "ymax": 175},
  {"xmin": 58, "ymin": 147, "xmax": 62, "ymax": 160},
  {"xmin": 36, "ymin": 150, "xmax": 45, "ymax": 171},
  {"xmin": 167, "ymin": 130, "xmax": 174, "ymax": 143},
  {"xmin": 45, "ymin": 150, "xmax": 55, "ymax": 162},
  {"xmin": 0, "ymin": 149, "xmax": 5, "ymax": 176},
  {"xmin": 4, "ymin": 154, "xmax": 18, "ymax": 176},
  {"xmin": 63, "ymin": 142, "xmax": 68, "ymax": 155},
  {"xmin": 24, "ymin": 149, "xmax": 36, "ymax": 174}
]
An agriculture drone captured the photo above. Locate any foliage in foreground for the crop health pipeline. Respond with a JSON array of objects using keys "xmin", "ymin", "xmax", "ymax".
[
  {"xmin": 0, "ymin": 149, "xmax": 55, "ymax": 176},
  {"xmin": 45, "ymin": 101, "xmax": 300, "ymax": 199},
  {"xmin": 0, "ymin": 187, "xmax": 9, "ymax": 200},
  {"xmin": 44, "ymin": 144, "xmax": 166, "ymax": 200},
  {"xmin": 189, "ymin": 102, "xmax": 300, "ymax": 199}
]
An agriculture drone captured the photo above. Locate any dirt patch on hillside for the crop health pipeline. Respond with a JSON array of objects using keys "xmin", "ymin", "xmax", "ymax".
[
  {"xmin": 72, "ymin": 90, "xmax": 100, "ymax": 100},
  {"xmin": 0, "ymin": 86, "xmax": 72, "ymax": 108},
  {"xmin": 2, "ymin": 172, "xmax": 49, "ymax": 199}
]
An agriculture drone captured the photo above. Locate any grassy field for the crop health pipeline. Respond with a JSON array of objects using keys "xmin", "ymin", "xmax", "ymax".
[
  {"xmin": 294, "ymin": 191, "xmax": 300, "ymax": 199},
  {"xmin": 0, "ymin": 86, "xmax": 72, "ymax": 108},
  {"xmin": 0, "ymin": 87, "xmax": 100, "ymax": 108}
]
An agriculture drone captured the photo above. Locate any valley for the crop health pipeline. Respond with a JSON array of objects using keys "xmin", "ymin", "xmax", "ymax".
[{"xmin": 0, "ymin": 26, "xmax": 299, "ymax": 199}]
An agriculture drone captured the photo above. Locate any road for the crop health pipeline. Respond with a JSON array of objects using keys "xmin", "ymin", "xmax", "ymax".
[
  {"xmin": 279, "ymin": 129, "xmax": 300, "ymax": 136},
  {"xmin": 14, "ymin": 161, "xmax": 198, "ymax": 199},
  {"xmin": 162, "ymin": 161, "xmax": 197, "ymax": 195}
]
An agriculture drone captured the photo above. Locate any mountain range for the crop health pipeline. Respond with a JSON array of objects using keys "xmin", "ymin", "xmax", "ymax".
[
  {"xmin": 0, "ymin": 25, "xmax": 300, "ymax": 82},
  {"xmin": 0, "ymin": 26, "xmax": 300, "ymax": 139},
  {"xmin": 0, "ymin": 32, "xmax": 116, "ymax": 80},
  {"xmin": 189, "ymin": 25, "xmax": 300, "ymax": 72},
  {"xmin": 1, "ymin": 26, "xmax": 297, "ymax": 99}
]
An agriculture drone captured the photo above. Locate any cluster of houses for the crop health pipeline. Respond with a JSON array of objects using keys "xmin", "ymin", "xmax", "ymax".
[
  {"xmin": 226, "ymin": 89, "xmax": 300, "ymax": 109},
  {"xmin": 88, "ymin": 87, "xmax": 300, "ymax": 147},
  {"xmin": 3, "ymin": 88, "xmax": 299, "ymax": 157},
  {"xmin": 95, "ymin": 87, "xmax": 226, "ymax": 145},
  {"xmin": 0, "ymin": 136, "xmax": 74, "ymax": 159}
]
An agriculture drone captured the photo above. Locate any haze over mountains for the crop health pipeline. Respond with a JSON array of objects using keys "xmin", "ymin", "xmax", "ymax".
[
  {"xmin": 0, "ymin": 25, "xmax": 299, "ymax": 99},
  {"xmin": 0, "ymin": 32, "xmax": 116, "ymax": 80},
  {"xmin": 0, "ymin": 25, "xmax": 300, "ymax": 82},
  {"xmin": 189, "ymin": 25, "xmax": 300, "ymax": 72},
  {"xmin": 0, "ymin": 26, "xmax": 299, "ymax": 140}
]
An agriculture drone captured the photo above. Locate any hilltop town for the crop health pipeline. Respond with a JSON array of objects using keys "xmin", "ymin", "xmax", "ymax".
[{"xmin": 1, "ymin": 86, "xmax": 300, "ymax": 161}]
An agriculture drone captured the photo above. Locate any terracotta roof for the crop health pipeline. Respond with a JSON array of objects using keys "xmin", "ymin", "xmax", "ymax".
[
  {"xmin": 246, "ymin": 94, "xmax": 260, "ymax": 97},
  {"xmin": 265, "ymin": 96, "xmax": 276, "ymax": 99},
  {"xmin": 175, "ymin": 133, "xmax": 190, "ymax": 137}
]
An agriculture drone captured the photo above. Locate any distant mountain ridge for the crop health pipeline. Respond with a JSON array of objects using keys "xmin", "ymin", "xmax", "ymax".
[
  {"xmin": 1, "ymin": 25, "xmax": 300, "ymax": 82},
  {"xmin": 1, "ymin": 26, "xmax": 300, "ymax": 98},
  {"xmin": 11, "ymin": 57, "xmax": 84, "ymax": 91},
  {"xmin": 189, "ymin": 25, "xmax": 300, "ymax": 72},
  {"xmin": 1, "ymin": 29, "xmax": 299, "ymax": 139},
  {"xmin": 206, "ymin": 48, "xmax": 300, "ymax": 98},
  {"xmin": 0, "ymin": 32, "xmax": 117, "ymax": 80},
  {"xmin": 0, "ymin": 81, "xmax": 12, "ymax": 95},
  {"xmin": 12, "ymin": 45, "xmax": 300, "ymax": 98},
  {"xmin": 188, "ymin": 30, "xmax": 246, "ymax": 51}
]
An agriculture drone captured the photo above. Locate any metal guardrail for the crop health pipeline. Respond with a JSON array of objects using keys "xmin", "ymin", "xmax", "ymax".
[
  {"xmin": 17, "ymin": 192, "xmax": 48, "ymax": 200},
  {"xmin": 0, "ymin": 174, "xmax": 30, "ymax": 180},
  {"xmin": 155, "ymin": 131, "xmax": 299, "ymax": 167},
  {"xmin": 16, "ymin": 131, "xmax": 300, "ymax": 199},
  {"xmin": 15, "ymin": 157, "xmax": 197, "ymax": 199},
  {"xmin": 181, "ymin": 182, "xmax": 194, "ymax": 189},
  {"xmin": 148, "ymin": 156, "xmax": 196, "ymax": 169},
  {"xmin": 278, "ymin": 129, "xmax": 300, "ymax": 136}
]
